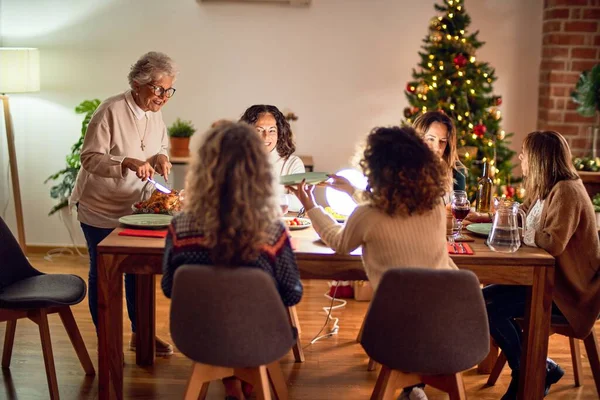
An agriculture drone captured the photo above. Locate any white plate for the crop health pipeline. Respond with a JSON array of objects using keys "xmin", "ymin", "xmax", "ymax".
[
  {"xmin": 282, "ymin": 217, "xmax": 312, "ymax": 230},
  {"xmin": 119, "ymin": 214, "xmax": 173, "ymax": 228}
]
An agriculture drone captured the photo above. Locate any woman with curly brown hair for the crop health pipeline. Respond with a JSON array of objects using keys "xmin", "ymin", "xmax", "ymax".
[
  {"xmin": 288, "ymin": 126, "xmax": 458, "ymax": 289},
  {"xmin": 162, "ymin": 121, "xmax": 303, "ymax": 400},
  {"xmin": 240, "ymin": 104, "xmax": 305, "ymax": 211}
]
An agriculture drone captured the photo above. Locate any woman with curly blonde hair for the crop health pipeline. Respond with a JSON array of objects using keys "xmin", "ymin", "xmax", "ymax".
[
  {"xmin": 288, "ymin": 126, "xmax": 458, "ymax": 290},
  {"xmin": 162, "ymin": 121, "xmax": 303, "ymax": 400}
]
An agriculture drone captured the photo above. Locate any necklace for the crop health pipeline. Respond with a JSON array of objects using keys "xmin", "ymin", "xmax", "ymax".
[{"xmin": 136, "ymin": 114, "xmax": 148, "ymax": 151}]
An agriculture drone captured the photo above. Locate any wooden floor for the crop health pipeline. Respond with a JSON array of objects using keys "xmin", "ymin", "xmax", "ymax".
[{"xmin": 0, "ymin": 254, "xmax": 598, "ymax": 400}]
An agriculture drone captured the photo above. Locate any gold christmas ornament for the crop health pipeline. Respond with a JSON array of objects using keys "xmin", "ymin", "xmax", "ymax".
[
  {"xmin": 490, "ymin": 107, "xmax": 501, "ymax": 120},
  {"xmin": 498, "ymin": 130, "xmax": 506, "ymax": 140},
  {"xmin": 416, "ymin": 83, "xmax": 429, "ymax": 95},
  {"xmin": 429, "ymin": 16, "xmax": 441, "ymax": 30},
  {"xmin": 430, "ymin": 32, "xmax": 443, "ymax": 42}
]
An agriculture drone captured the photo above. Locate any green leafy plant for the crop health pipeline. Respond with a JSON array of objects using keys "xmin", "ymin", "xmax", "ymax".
[
  {"xmin": 593, "ymin": 193, "xmax": 600, "ymax": 213},
  {"xmin": 571, "ymin": 63, "xmax": 600, "ymax": 118},
  {"xmin": 167, "ymin": 118, "xmax": 196, "ymax": 138},
  {"xmin": 44, "ymin": 99, "xmax": 101, "ymax": 216}
]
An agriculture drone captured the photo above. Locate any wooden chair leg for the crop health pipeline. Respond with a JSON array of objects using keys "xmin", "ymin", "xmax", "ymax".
[
  {"xmin": 57, "ymin": 307, "xmax": 95, "ymax": 376},
  {"xmin": 237, "ymin": 366, "xmax": 272, "ymax": 400},
  {"xmin": 583, "ymin": 328, "xmax": 600, "ymax": 397},
  {"xmin": 37, "ymin": 309, "xmax": 60, "ymax": 400},
  {"xmin": 2, "ymin": 320, "xmax": 17, "ymax": 368},
  {"xmin": 184, "ymin": 362, "xmax": 232, "ymax": 400},
  {"xmin": 486, "ymin": 350, "xmax": 507, "ymax": 386},
  {"xmin": 367, "ymin": 358, "xmax": 379, "ymax": 371},
  {"xmin": 287, "ymin": 306, "xmax": 305, "ymax": 363},
  {"xmin": 422, "ymin": 373, "xmax": 466, "ymax": 400},
  {"xmin": 266, "ymin": 361, "xmax": 288, "ymax": 400},
  {"xmin": 569, "ymin": 337, "xmax": 583, "ymax": 387},
  {"xmin": 371, "ymin": 366, "xmax": 401, "ymax": 400}
]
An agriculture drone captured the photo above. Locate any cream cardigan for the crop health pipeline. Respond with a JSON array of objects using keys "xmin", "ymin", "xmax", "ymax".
[
  {"xmin": 70, "ymin": 91, "xmax": 169, "ymax": 228},
  {"xmin": 307, "ymin": 202, "xmax": 458, "ymax": 289}
]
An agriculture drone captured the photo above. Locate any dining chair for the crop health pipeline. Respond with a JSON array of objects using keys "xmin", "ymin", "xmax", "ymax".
[
  {"xmin": 170, "ymin": 264, "xmax": 296, "ymax": 400},
  {"xmin": 360, "ymin": 268, "xmax": 490, "ymax": 400},
  {"xmin": 486, "ymin": 316, "xmax": 600, "ymax": 397},
  {"xmin": 0, "ymin": 216, "xmax": 95, "ymax": 399}
]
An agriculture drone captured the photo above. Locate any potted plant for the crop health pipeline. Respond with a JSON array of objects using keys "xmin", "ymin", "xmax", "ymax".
[
  {"xmin": 571, "ymin": 63, "xmax": 600, "ymax": 165},
  {"xmin": 593, "ymin": 194, "xmax": 600, "ymax": 228},
  {"xmin": 168, "ymin": 118, "xmax": 196, "ymax": 157},
  {"xmin": 44, "ymin": 99, "xmax": 101, "ymax": 216}
]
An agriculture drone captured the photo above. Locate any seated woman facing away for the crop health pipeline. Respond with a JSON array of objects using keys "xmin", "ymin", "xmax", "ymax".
[
  {"xmin": 240, "ymin": 104, "xmax": 305, "ymax": 211},
  {"xmin": 288, "ymin": 126, "xmax": 458, "ymax": 289},
  {"xmin": 484, "ymin": 130, "xmax": 600, "ymax": 400},
  {"xmin": 162, "ymin": 121, "xmax": 303, "ymax": 400}
]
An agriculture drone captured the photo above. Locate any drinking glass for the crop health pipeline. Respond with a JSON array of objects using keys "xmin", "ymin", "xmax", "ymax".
[
  {"xmin": 280, "ymin": 194, "xmax": 290, "ymax": 216},
  {"xmin": 451, "ymin": 190, "xmax": 471, "ymax": 241}
]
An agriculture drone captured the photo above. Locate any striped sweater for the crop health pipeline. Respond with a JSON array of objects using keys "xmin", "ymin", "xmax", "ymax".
[{"xmin": 162, "ymin": 212, "xmax": 303, "ymax": 306}]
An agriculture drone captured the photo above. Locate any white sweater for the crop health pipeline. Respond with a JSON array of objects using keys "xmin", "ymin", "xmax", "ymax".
[
  {"xmin": 70, "ymin": 91, "xmax": 169, "ymax": 228},
  {"xmin": 270, "ymin": 150, "xmax": 305, "ymax": 211},
  {"xmin": 307, "ymin": 202, "xmax": 458, "ymax": 289}
]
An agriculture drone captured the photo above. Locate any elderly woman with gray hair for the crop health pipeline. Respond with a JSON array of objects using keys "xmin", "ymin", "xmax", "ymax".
[{"xmin": 70, "ymin": 51, "xmax": 177, "ymax": 355}]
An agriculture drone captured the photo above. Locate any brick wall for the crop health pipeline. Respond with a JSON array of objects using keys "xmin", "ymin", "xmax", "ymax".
[{"xmin": 538, "ymin": 0, "xmax": 600, "ymax": 157}]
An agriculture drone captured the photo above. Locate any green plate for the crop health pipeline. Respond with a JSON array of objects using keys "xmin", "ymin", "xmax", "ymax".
[
  {"xmin": 280, "ymin": 172, "xmax": 330, "ymax": 186},
  {"xmin": 119, "ymin": 214, "xmax": 173, "ymax": 228},
  {"xmin": 466, "ymin": 223, "xmax": 493, "ymax": 237}
]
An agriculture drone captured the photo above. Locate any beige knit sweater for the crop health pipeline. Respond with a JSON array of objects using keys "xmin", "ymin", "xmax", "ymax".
[
  {"xmin": 307, "ymin": 202, "xmax": 458, "ymax": 289},
  {"xmin": 70, "ymin": 91, "xmax": 169, "ymax": 228},
  {"xmin": 525, "ymin": 179, "xmax": 600, "ymax": 338}
]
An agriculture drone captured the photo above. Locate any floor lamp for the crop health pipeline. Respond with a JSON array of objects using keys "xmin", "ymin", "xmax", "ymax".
[{"xmin": 0, "ymin": 48, "xmax": 40, "ymax": 253}]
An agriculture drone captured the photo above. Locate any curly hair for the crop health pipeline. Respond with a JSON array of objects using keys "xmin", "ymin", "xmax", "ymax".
[
  {"xmin": 239, "ymin": 104, "xmax": 296, "ymax": 158},
  {"xmin": 360, "ymin": 126, "xmax": 447, "ymax": 216},
  {"xmin": 184, "ymin": 121, "xmax": 279, "ymax": 266},
  {"xmin": 128, "ymin": 51, "xmax": 178, "ymax": 89},
  {"xmin": 523, "ymin": 130, "xmax": 579, "ymax": 202}
]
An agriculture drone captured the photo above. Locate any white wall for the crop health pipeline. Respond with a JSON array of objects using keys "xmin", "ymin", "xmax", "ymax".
[{"xmin": 0, "ymin": 0, "xmax": 542, "ymax": 247}]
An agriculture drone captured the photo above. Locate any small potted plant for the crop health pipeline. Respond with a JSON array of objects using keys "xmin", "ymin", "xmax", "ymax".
[
  {"xmin": 168, "ymin": 118, "xmax": 196, "ymax": 157},
  {"xmin": 593, "ymin": 193, "xmax": 600, "ymax": 228}
]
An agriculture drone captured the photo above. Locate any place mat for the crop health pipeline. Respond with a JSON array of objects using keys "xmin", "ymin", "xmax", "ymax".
[
  {"xmin": 119, "ymin": 229, "xmax": 168, "ymax": 238},
  {"xmin": 447, "ymin": 242, "xmax": 474, "ymax": 255}
]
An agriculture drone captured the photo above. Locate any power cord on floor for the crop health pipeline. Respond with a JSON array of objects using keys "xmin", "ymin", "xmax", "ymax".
[
  {"xmin": 304, "ymin": 281, "xmax": 348, "ymax": 347},
  {"xmin": 44, "ymin": 206, "xmax": 86, "ymax": 261}
]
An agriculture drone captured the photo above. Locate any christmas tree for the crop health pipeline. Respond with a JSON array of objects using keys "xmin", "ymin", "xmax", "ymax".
[{"xmin": 402, "ymin": 0, "xmax": 518, "ymax": 200}]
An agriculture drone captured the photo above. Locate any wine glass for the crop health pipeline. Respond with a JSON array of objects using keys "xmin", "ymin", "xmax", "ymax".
[
  {"xmin": 451, "ymin": 190, "xmax": 471, "ymax": 241},
  {"xmin": 280, "ymin": 194, "xmax": 289, "ymax": 216}
]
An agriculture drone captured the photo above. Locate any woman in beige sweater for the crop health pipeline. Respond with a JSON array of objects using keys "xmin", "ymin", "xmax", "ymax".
[
  {"xmin": 70, "ymin": 52, "xmax": 177, "ymax": 355},
  {"xmin": 484, "ymin": 130, "xmax": 600, "ymax": 400},
  {"xmin": 288, "ymin": 126, "xmax": 458, "ymax": 289}
]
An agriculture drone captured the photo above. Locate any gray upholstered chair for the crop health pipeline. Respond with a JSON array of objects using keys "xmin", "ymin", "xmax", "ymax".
[
  {"xmin": 486, "ymin": 315, "xmax": 600, "ymax": 397},
  {"xmin": 360, "ymin": 268, "xmax": 490, "ymax": 400},
  {"xmin": 170, "ymin": 265, "xmax": 296, "ymax": 400},
  {"xmin": 0, "ymin": 216, "xmax": 95, "ymax": 399}
]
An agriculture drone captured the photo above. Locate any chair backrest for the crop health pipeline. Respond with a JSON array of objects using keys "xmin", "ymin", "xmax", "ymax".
[
  {"xmin": 170, "ymin": 264, "xmax": 295, "ymax": 368},
  {"xmin": 0, "ymin": 217, "xmax": 40, "ymax": 289},
  {"xmin": 360, "ymin": 267, "xmax": 490, "ymax": 375}
]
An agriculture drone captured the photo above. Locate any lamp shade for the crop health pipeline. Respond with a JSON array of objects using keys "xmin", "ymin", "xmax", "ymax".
[{"xmin": 0, "ymin": 48, "xmax": 40, "ymax": 93}]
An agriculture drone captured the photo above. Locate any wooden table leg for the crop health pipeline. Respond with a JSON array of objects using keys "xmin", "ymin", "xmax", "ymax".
[
  {"xmin": 135, "ymin": 274, "xmax": 156, "ymax": 366},
  {"xmin": 518, "ymin": 266, "xmax": 554, "ymax": 400},
  {"xmin": 98, "ymin": 253, "xmax": 125, "ymax": 400}
]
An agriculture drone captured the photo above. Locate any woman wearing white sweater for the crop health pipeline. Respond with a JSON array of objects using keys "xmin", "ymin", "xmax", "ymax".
[{"xmin": 240, "ymin": 104, "xmax": 305, "ymax": 211}]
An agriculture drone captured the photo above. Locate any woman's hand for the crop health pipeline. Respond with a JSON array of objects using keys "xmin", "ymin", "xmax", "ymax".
[
  {"xmin": 286, "ymin": 179, "xmax": 317, "ymax": 212},
  {"xmin": 321, "ymin": 174, "xmax": 356, "ymax": 196},
  {"xmin": 155, "ymin": 154, "xmax": 172, "ymax": 182},
  {"xmin": 122, "ymin": 158, "xmax": 155, "ymax": 181}
]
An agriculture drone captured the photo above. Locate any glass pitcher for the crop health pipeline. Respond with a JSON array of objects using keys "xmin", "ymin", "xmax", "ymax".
[{"xmin": 487, "ymin": 198, "xmax": 527, "ymax": 253}]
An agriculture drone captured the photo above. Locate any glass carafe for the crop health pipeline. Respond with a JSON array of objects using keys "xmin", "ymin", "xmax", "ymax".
[{"xmin": 487, "ymin": 198, "xmax": 526, "ymax": 253}]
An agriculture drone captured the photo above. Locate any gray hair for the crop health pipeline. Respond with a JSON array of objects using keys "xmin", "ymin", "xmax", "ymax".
[{"xmin": 128, "ymin": 51, "xmax": 178, "ymax": 89}]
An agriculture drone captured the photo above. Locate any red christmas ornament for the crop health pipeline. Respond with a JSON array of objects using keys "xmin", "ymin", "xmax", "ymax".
[
  {"xmin": 505, "ymin": 186, "xmax": 516, "ymax": 198},
  {"xmin": 473, "ymin": 123, "xmax": 487, "ymax": 138},
  {"xmin": 496, "ymin": 96, "xmax": 503, "ymax": 106},
  {"xmin": 453, "ymin": 54, "xmax": 468, "ymax": 68},
  {"xmin": 406, "ymin": 83, "xmax": 416, "ymax": 93}
]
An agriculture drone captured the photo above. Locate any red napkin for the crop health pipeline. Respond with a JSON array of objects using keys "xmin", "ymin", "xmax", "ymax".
[
  {"xmin": 447, "ymin": 242, "xmax": 474, "ymax": 255},
  {"xmin": 119, "ymin": 229, "xmax": 167, "ymax": 238}
]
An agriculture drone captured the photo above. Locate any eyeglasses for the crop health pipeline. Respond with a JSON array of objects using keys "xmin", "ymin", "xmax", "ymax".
[{"xmin": 147, "ymin": 84, "xmax": 176, "ymax": 98}]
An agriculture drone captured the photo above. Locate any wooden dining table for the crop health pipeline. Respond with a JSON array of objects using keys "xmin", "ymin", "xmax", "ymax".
[{"xmin": 97, "ymin": 226, "xmax": 555, "ymax": 400}]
